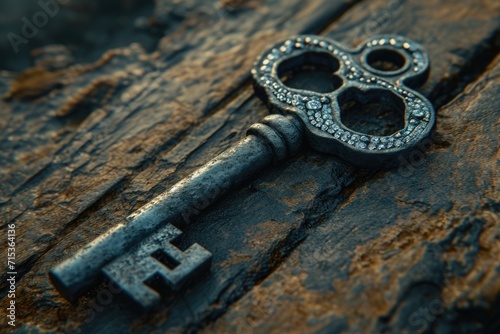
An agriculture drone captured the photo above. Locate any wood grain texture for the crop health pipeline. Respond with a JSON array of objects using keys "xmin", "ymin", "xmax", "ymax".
[{"xmin": 0, "ymin": 0, "xmax": 498, "ymax": 332}]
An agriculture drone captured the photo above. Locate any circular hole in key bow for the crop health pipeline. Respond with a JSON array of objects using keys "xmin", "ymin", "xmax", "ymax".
[
  {"xmin": 339, "ymin": 88, "xmax": 405, "ymax": 136},
  {"xmin": 278, "ymin": 52, "xmax": 343, "ymax": 93},
  {"xmin": 365, "ymin": 48, "xmax": 407, "ymax": 72}
]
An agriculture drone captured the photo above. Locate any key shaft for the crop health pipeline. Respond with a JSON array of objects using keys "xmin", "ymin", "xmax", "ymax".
[{"xmin": 50, "ymin": 114, "xmax": 304, "ymax": 301}]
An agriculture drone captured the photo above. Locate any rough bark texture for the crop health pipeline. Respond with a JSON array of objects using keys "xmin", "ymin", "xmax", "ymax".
[{"xmin": 0, "ymin": 0, "xmax": 499, "ymax": 333}]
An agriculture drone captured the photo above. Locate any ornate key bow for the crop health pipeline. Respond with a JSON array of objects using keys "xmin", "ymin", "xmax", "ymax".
[{"xmin": 253, "ymin": 35, "xmax": 434, "ymax": 168}]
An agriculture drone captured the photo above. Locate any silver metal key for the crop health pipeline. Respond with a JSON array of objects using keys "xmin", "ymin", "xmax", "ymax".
[{"xmin": 50, "ymin": 35, "xmax": 435, "ymax": 308}]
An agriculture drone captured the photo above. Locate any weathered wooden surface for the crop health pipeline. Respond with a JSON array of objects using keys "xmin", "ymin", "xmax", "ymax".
[{"xmin": 0, "ymin": 0, "xmax": 499, "ymax": 333}]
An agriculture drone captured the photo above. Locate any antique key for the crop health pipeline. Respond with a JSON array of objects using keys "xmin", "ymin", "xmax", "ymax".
[{"xmin": 50, "ymin": 35, "xmax": 435, "ymax": 308}]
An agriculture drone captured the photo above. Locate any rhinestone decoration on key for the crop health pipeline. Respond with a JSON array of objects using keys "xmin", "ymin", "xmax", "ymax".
[{"xmin": 252, "ymin": 35, "xmax": 435, "ymax": 167}]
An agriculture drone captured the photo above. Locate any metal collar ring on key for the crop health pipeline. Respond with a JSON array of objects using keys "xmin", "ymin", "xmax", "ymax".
[{"xmin": 252, "ymin": 35, "xmax": 435, "ymax": 168}]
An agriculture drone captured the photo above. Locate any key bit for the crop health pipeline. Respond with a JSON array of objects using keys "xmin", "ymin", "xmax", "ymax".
[
  {"xmin": 102, "ymin": 224, "xmax": 212, "ymax": 309},
  {"xmin": 50, "ymin": 35, "xmax": 435, "ymax": 308}
]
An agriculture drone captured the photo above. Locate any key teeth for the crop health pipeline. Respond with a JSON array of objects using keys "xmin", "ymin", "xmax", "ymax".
[
  {"xmin": 247, "ymin": 114, "xmax": 304, "ymax": 163},
  {"xmin": 101, "ymin": 223, "xmax": 212, "ymax": 309}
]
